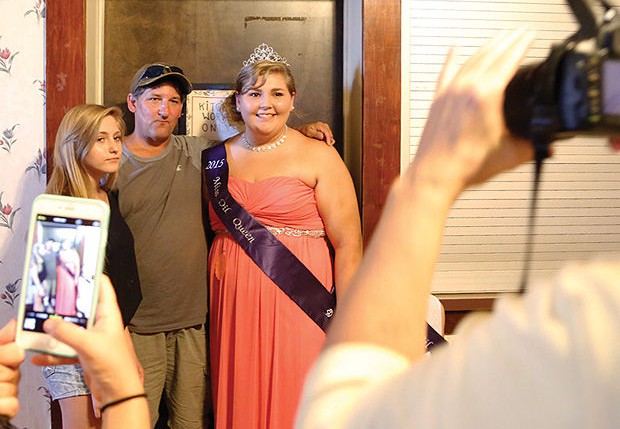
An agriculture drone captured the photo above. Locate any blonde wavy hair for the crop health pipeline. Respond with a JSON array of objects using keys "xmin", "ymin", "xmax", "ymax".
[{"xmin": 46, "ymin": 104, "xmax": 125, "ymax": 198}]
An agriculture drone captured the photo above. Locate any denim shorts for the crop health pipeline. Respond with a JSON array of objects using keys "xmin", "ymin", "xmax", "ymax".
[{"xmin": 41, "ymin": 363, "xmax": 91, "ymax": 400}]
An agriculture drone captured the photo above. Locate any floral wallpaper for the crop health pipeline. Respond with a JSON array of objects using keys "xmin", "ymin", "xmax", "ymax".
[{"xmin": 0, "ymin": 0, "xmax": 49, "ymax": 428}]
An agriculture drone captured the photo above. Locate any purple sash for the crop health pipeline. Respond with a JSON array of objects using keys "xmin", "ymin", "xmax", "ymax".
[
  {"xmin": 201, "ymin": 144, "xmax": 336, "ymax": 332},
  {"xmin": 426, "ymin": 324, "xmax": 447, "ymax": 352}
]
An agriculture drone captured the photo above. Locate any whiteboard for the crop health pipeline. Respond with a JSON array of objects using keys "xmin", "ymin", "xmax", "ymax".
[{"xmin": 183, "ymin": 86, "xmax": 242, "ymax": 141}]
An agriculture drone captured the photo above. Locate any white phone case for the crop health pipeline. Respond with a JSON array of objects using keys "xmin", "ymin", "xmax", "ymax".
[{"xmin": 16, "ymin": 194, "xmax": 109, "ymax": 357}]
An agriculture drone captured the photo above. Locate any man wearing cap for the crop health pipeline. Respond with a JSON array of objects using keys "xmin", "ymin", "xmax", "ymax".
[{"xmin": 115, "ymin": 63, "xmax": 334, "ymax": 429}]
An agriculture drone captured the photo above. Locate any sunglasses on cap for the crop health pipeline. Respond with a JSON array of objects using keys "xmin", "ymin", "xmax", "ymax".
[{"xmin": 139, "ymin": 64, "xmax": 185, "ymax": 81}]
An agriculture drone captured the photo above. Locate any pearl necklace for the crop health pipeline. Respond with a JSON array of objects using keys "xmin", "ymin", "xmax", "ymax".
[{"xmin": 240, "ymin": 126, "xmax": 288, "ymax": 152}]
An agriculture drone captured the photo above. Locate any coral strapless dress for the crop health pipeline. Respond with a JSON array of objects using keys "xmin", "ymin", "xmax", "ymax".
[{"xmin": 208, "ymin": 176, "xmax": 332, "ymax": 429}]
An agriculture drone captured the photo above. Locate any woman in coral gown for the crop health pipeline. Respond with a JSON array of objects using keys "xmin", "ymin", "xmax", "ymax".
[
  {"xmin": 55, "ymin": 239, "xmax": 81, "ymax": 317},
  {"xmin": 203, "ymin": 45, "xmax": 362, "ymax": 429}
]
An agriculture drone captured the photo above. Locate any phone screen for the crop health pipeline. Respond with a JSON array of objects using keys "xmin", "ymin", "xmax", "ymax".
[{"xmin": 22, "ymin": 211, "xmax": 104, "ymax": 333}]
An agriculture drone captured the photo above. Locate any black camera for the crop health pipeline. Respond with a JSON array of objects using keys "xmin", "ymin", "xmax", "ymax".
[{"xmin": 504, "ymin": 0, "xmax": 620, "ymax": 146}]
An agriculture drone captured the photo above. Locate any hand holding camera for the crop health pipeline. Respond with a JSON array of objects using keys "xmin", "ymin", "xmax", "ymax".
[{"xmin": 504, "ymin": 0, "xmax": 620, "ymax": 149}]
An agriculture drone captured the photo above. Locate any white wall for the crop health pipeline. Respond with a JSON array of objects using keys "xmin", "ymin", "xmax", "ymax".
[
  {"xmin": 403, "ymin": 0, "xmax": 620, "ymax": 294},
  {"xmin": 0, "ymin": 0, "xmax": 49, "ymax": 427}
]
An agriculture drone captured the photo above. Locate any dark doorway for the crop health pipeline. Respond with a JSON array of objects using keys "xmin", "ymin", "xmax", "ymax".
[{"xmin": 104, "ymin": 0, "xmax": 344, "ymax": 152}]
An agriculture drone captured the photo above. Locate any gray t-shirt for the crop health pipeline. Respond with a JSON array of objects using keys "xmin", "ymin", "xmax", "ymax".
[{"xmin": 117, "ymin": 135, "xmax": 218, "ymax": 333}]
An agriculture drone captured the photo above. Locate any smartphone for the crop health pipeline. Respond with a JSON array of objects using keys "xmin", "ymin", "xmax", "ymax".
[{"xmin": 16, "ymin": 194, "xmax": 109, "ymax": 357}]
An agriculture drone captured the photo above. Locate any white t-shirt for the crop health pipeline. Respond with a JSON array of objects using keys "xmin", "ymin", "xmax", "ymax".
[{"xmin": 296, "ymin": 258, "xmax": 620, "ymax": 429}]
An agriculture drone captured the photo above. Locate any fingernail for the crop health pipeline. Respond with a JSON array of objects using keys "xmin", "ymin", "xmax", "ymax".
[{"xmin": 43, "ymin": 319, "xmax": 57, "ymax": 333}]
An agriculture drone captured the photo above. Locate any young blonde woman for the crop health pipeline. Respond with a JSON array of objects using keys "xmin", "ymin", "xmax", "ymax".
[{"xmin": 43, "ymin": 104, "xmax": 142, "ymax": 429}]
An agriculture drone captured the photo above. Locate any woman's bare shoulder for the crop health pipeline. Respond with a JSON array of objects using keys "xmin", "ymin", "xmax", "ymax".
[{"xmin": 290, "ymin": 129, "xmax": 340, "ymax": 159}]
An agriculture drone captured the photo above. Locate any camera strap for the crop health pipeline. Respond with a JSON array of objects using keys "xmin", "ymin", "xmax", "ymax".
[
  {"xmin": 516, "ymin": 44, "xmax": 563, "ymax": 293},
  {"xmin": 518, "ymin": 149, "xmax": 547, "ymax": 294}
]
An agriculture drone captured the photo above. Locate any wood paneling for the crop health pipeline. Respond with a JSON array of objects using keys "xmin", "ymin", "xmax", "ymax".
[
  {"xmin": 440, "ymin": 295, "xmax": 497, "ymax": 334},
  {"xmin": 46, "ymin": 0, "xmax": 86, "ymax": 174},
  {"xmin": 46, "ymin": 4, "xmax": 86, "ymax": 426},
  {"xmin": 361, "ymin": 0, "xmax": 401, "ymax": 243}
]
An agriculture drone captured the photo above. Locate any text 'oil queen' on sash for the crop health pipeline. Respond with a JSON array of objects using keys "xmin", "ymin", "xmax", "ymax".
[
  {"xmin": 232, "ymin": 218, "xmax": 255, "ymax": 243},
  {"xmin": 216, "ymin": 199, "xmax": 255, "ymax": 243}
]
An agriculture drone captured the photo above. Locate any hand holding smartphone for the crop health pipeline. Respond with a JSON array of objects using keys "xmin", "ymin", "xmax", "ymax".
[{"xmin": 16, "ymin": 194, "xmax": 109, "ymax": 357}]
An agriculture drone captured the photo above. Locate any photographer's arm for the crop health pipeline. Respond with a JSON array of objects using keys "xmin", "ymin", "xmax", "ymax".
[{"xmin": 295, "ymin": 30, "xmax": 535, "ymax": 429}]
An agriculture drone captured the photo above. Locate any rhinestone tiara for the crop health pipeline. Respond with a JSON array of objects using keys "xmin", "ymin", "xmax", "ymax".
[{"xmin": 243, "ymin": 43, "xmax": 290, "ymax": 67}]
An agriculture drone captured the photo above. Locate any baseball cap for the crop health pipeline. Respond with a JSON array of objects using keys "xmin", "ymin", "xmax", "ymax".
[{"xmin": 129, "ymin": 63, "xmax": 192, "ymax": 96}]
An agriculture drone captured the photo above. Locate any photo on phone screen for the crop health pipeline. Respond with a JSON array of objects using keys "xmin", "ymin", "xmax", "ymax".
[
  {"xmin": 22, "ymin": 212, "xmax": 103, "ymax": 333},
  {"xmin": 17, "ymin": 195, "xmax": 109, "ymax": 356}
]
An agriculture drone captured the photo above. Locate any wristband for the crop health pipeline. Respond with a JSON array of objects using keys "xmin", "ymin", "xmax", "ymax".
[{"xmin": 100, "ymin": 393, "xmax": 147, "ymax": 413}]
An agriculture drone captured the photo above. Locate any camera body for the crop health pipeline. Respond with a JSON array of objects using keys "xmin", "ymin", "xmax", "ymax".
[{"xmin": 504, "ymin": 0, "xmax": 620, "ymax": 142}]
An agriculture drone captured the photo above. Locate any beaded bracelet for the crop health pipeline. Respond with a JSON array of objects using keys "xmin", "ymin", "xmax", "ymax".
[{"xmin": 100, "ymin": 393, "xmax": 147, "ymax": 414}]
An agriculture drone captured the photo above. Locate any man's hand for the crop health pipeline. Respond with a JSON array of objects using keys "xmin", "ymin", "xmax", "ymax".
[{"xmin": 296, "ymin": 122, "xmax": 335, "ymax": 145}]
